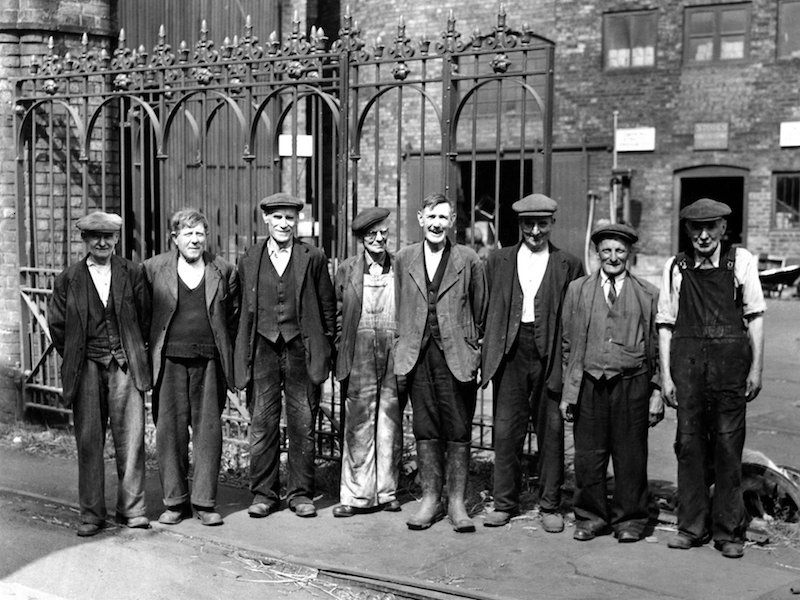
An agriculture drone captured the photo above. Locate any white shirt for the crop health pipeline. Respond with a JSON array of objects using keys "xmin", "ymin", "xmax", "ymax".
[
  {"xmin": 267, "ymin": 237, "xmax": 293, "ymax": 276},
  {"xmin": 656, "ymin": 245, "xmax": 766, "ymax": 326},
  {"xmin": 424, "ymin": 243, "xmax": 445, "ymax": 282},
  {"xmin": 86, "ymin": 257, "xmax": 112, "ymax": 307},
  {"xmin": 600, "ymin": 270, "xmax": 626, "ymax": 307},
  {"xmin": 517, "ymin": 243, "xmax": 549, "ymax": 323}
]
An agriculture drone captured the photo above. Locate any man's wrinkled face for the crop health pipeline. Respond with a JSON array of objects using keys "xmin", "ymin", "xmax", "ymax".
[
  {"xmin": 519, "ymin": 216, "xmax": 553, "ymax": 252},
  {"xmin": 83, "ymin": 231, "xmax": 119, "ymax": 265},
  {"xmin": 417, "ymin": 202, "xmax": 453, "ymax": 247},
  {"xmin": 361, "ymin": 218, "xmax": 389, "ymax": 259},
  {"xmin": 263, "ymin": 209, "xmax": 298, "ymax": 246},
  {"xmin": 685, "ymin": 218, "xmax": 726, "ymax": 257},
  {"xmin": 597, "ymin": 237, "xmax": 630, "ymax": 278},
  {"xmin": 172, "ymin": 223, "xmax": 207, "ymax": 263}
]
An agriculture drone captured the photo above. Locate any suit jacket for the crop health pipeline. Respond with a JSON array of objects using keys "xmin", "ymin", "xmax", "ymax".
[
  {"xmin": 393, "ymin": 241, "xmax": 486, "ymax": 383},
  {"xmin": 561, "ymin": 269, "xmax": 661, "ymax": 406},
  {"xmin": 48, "ymin": 254, "xmax": 152, "ymax": 407},
  {"xmin": 334, "ymin": 251, "xmax": 394, "ymax": 382},
  {"xmin": 144, "ymin": 250, "xmax": 240, "ymax": 411},
  {"xmin": 481, "ymin": 242, "xmax": 584, "ymax": 393},
  {"xmin": 234, "ymin": 238, "xmax": 336, "ymax": 390}
]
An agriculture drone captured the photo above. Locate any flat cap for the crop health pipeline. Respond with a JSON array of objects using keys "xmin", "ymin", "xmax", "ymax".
[
  {"xmin": 679, "ymin": 198, "xmax": 731, "ymax": 221},
  {"xmin": 351, "ymin": 206, "xmax": 391, "ymax": 234},
  {"xmin": 76, "ymin": 211, "xmax": 123, "ymax": 232},
  {"xmin": 512, "ymin": 193, "xmax": 558, "ymax": 217},
  {"xmin": 259, "ymin": 192, "xmax": 304, "ymax": 213},
  {"xmin": 591, "ymin": 222, "xmax": 638, "ymax": 245}
]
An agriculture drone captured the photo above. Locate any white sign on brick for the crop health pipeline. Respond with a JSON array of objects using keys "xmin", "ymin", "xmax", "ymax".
[
  {"xmin": 779, "ymin": 122, "xmax": 800, "ymax": 147},
  {"xmin": 278, "ymin": 134, "xmax": 314, "ymax": 157},
  {"xmin": 615, "ymin": 127, "xmax": 656, "ymax": 152}
]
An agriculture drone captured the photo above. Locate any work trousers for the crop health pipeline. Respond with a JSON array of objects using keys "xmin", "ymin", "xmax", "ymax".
[
  {"xmin": 408, "ymin": 341, "xmax": 476, "ymax": 443},
  {"xmin": 492, "ymin": 323, "xmax": 564, "ymax": 513},
  {"xmin": 155, "ymin": 356, "xmax": 225, "ymax": 509},
  {"xmin": 572, "ymin": 372, "xmax": 650, "ymax": 535},
  {"xmin": 672, "ymin": 337, "xmax": 750, "ymax": 543},
  {"xmin": 249, "ymin": 334, "xmax": 320, "ymax": 505},
  {"xmin": 72, "ymin": 359, "xmax": 146, "ymax": 525}
]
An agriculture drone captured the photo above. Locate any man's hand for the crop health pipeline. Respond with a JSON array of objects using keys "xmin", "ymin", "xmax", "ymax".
[
  {"xmin": 745, "ymin": 368, "xmax": 762, "ymax": 402},
  {"xmin": 648, "ymin": 389, "xmax": 664, "ymax": 427},
  {"xmin": 559, "ymin": 400, "xmax": 574, "ymax": 423},
  {"xmin": 661, "ymin": 374, "xmax": 677, "ymax": 409}
]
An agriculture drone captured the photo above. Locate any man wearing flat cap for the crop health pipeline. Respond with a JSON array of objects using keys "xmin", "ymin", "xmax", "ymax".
[
  {"xmin": 394, "ymin": 192, "xmax": 486, "ymax": 532},
  {"xmin": 481, "ymin": 193, "xmax": 583, "ymax": 532},
  {"xmin": 657, "ymin": 198, "xmax": 765, "ymax": 559},
  {"xmin": 48, "ymin": 210, "xmax": 151, "ymax": 536},
  {"xmin": 332, "ymin": 206, "xmax": 403, "ymax": 518},
  {"xmin": 235, "ymin": 193, "xmax": 336, "ymax": 519},
  {"xmin": 560, "ymin": 222, "xmax": 662, "ymax": 543}
]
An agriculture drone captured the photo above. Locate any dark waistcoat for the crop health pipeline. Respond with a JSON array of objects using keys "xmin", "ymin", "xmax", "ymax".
[
  {"xmin": 421, "ymin": 244, "xmax": 451, "ymax": 350},
  {"xmin": 85, "ymin": 276, "xmax": 126, "ymax": 367},
  {"xmin": 165, "ymin": 274, "xmax": 217, "ymax": 358},
  {"xmin": 257, "ymin": 252, "xmax": 300, "ymax": 342}
]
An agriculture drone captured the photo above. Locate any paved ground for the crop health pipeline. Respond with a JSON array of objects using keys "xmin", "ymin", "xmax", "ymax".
[{"xmin": 1, "ymin": 297, "xmax": 799, "ymax": 600}]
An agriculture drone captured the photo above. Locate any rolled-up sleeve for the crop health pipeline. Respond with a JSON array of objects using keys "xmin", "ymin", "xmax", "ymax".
[
  {"xmin": 656, "ymin": 256, "xmax": 679, "ymax": 327},
  {"xmin": 736, "ymin": 248, "xmax": 766, "ymax": 318}
]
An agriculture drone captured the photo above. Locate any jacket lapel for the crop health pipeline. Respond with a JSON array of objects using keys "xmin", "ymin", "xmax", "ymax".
[
  {"xmin": 437, "ymin": 243, "xmax": 464, "ymax": 299},
  {"xmin": 293, "ymin": 239, "xmax": 311, "ymax": 307},
  {"xmin": 407, "ymin": 243, "xmax": 427, "ymax": 298},
  {"xmin": 349, "ymin": 253, "xmax": 365, "ymax": 306},
  {"xmin": 110, "ymin": 255, "xmax": 127, "ymax": 312},
  {"xmin": 203, "ymin": 252, "xmax": 221, "ymax": 312},
  {"xmin": 165, "ymin": 251, "xmax": 179, "ymax": 303},
  {"xmin": 75, "ymin": 257, "xmax": 90, "ymax": 330}
]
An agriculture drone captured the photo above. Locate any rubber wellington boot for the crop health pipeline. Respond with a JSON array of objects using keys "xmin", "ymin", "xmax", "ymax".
[
  {"xmin": 446, "ymin": 441, "xmax": 475, "ymax": 533},
  {"xmin": 406, "ymin": 440, "xmax": 445, "ymax": 530}
]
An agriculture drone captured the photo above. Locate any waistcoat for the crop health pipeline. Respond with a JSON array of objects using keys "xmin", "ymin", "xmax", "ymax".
[
  {"xmin": 165, "ymin": 274, "xmax": 217, "ymax": 358},
  {"xmin": 257, "ymin": 252, "xmax": 300, "ymax": 342}
]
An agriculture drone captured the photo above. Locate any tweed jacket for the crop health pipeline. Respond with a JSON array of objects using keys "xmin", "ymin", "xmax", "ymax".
[
  {"xmin": 143, "ymin": 249, "xmax": 240, "ymax": 408},
  {"xmin": 393, "ymin": 241, "xmax": 486, "ymax": 383},
  {"xmin": 48, "ymin": 254, "xmax": 152, "ymax": 407},
  {"xmin": 334, "ymin": 251, "xmax": 395, "ymax": 382},
  {"xmin": 481, "ymin": 242, "xmax": 584, "ymax": 393},
  {"xmin": 561, "ymin": 269, "xmax": 661, "ymax": 406},
  {"xmin": 234, "ymin": 237, "xmax": 336, "ymax": 390}
]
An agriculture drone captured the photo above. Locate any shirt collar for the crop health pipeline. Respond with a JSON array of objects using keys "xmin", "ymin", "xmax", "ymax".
[
  {"xmin": 267, "ymin": 236, "xmax": 293, "ymax": 255},
  {"xmin": 86, "ymin": 256, "xmax": 111, "ymax": 270},
  {"xmin": 365, "ymin": 250, "xmax": 387, "ymax": 268},
  {"xmin": 600, "ymin": 270, "xmax": 626, "ymax": 285},
  {"xmin": 693, "ymin": 244, "xmax": 721, "ymax": 268},
  {"xmin": 518, "ymin": 242, "xmax": 549, "ymax": 259}
]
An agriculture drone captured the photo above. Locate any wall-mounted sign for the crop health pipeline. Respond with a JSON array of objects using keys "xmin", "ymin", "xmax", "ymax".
[
  {"xmin": 278, "ymin": 134, "xmax": 314, "ymax": 157},
  {"xmin": 694, "ymin": 122, "xmax": 729, "ymax": 150},
  {"xmin": 780, "ymin": 121, "xmax": 800, "ymax": 147},
  {"xmin": 615, "ymin": 127, "xmax": 656, "ymax": 152}
]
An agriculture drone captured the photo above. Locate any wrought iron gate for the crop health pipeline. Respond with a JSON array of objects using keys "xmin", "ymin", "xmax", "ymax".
[{"xmin": 14, "ymin": 9, "xmax": 554, "ymax": 457}]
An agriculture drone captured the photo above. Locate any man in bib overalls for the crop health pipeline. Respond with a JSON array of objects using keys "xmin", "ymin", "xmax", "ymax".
[
  {"xmin": 333, "ymin": 207, "xmax": 403, "ymax": 517},
  {"xmin": 657, "ymin": 198, "xmax": 765, "ymax": 559}
]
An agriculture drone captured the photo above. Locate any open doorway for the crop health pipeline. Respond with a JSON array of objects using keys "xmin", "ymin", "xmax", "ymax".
[{"xmin": 678, "ymin": 171, "xmax": 746, "ymax": 252}]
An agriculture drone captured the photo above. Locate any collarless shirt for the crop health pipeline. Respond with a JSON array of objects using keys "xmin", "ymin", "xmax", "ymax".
[
  {"xmin": 267, "ymin": 237, "xmax": 293, "ymax": 276},
  {"xmin": 517, "ymin": 243, "xmax": 549, "ymax": 323},
  {"xmin": 600, "ymin": 270, "xmax": 626, "ymax": 307},
  {"xmin": 86, "ymin": 256, "xmax": 112, "ymax": 307},
  {"xmin": 424, "ymin": 242, "xmax": 446, "ymax": 282}
]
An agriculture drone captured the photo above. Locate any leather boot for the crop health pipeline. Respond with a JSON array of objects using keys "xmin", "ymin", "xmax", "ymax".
[
  {"xmin": 446, "ymin": 441, "xmax": 475, "ymax": 533},
  {"xmin": 406, "ymin": 440, "xmax": 445, "ymax": 530}
]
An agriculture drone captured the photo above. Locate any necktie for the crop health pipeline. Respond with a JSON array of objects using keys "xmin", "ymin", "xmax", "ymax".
[{"xmin": 607, "ymin": 276, "xmax": 617, "ymax": 306}]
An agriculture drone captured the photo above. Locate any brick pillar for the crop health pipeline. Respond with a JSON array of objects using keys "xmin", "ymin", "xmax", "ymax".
[{"xmin": 0, "ymin": 0, "xmax": 115, "ymax": 419}]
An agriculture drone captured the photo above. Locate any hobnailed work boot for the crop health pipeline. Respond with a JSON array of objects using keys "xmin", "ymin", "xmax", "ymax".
[
  {"xmin": 406, "ymin": 440, "xmax": 445, "ymax": 530},
  {"xmin": 446, "ymin": 441, "xmax": 475, "ymax": 533}
]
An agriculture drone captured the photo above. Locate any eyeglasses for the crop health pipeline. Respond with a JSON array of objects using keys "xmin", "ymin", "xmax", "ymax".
[{"xmin": 363, "ymin": 228, "xmax": 389, "ymax": 242}]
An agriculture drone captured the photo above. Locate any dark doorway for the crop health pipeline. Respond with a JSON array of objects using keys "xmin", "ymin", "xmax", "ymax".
[{"xmin": 679, "ymin": 176, "xmax": 744, "ymax": 252}]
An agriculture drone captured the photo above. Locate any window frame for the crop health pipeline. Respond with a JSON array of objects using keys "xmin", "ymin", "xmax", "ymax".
[
  {"xmin": 772, "ymin": 171, "xmax": 800, "ymax": 230},
  {"xmin": 778, "ymin": 0, "xmax": 800, "ymax": 59},
  {"xmin": 602, "ymin": 9, "xmax": 659, "ymax": 71},
  {"xmin": 683, "ymin": 3, "xmax": 751, "ymax": 65}
]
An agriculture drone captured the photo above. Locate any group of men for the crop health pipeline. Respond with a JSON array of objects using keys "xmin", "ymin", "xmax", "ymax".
[{"xmin": 49, "ymin": 191, "xmax": 764, "ymax": 559}]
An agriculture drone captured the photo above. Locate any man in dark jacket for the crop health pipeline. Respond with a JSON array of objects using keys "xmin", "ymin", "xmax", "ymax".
[
  {"xmin": 235, "ymin": 193, "xmax": 336, "ymax": 519},
  {"xmin": 481, "ymin": 194, "xmax": 583, "ymax": 532},
  {"xmin": 144, "ymin": 208, "xmax": 239, "ymax": 527},
  {"xmin": 560, "ymin": 222, "xmax": 663, "ymax": 543},
  {"xmin": 48, "ymin": 211, "xmax": 151, "ymax": 536},
  {"xmin": 394, "ymin": 193, "xmax": 486, "ymax": 533}
]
